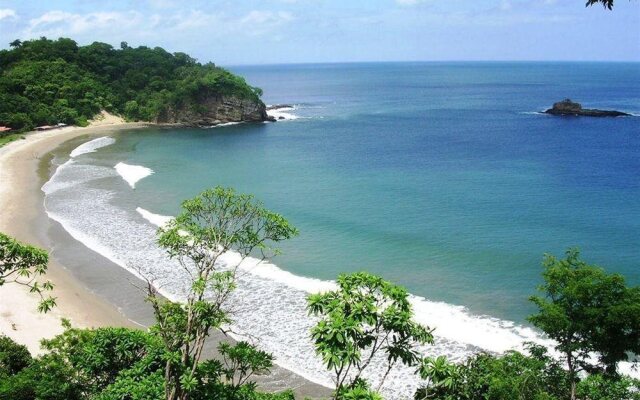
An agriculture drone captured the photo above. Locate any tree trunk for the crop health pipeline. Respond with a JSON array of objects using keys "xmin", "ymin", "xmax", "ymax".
[
  {"xmin": 567, "ymin": 352, "xmax": 576, "ymax": 400},
  {"xmin": 165, "ymin": 360, "xmax": 175, "ymax": 400}
]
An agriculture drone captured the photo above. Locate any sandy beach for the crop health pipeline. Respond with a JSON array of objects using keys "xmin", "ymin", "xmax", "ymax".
[
  {"xmin": 0, "ymin": 113, "xmax": 148, "ymax": 352},
  {"xmin": 0, "ymin": 114, "xmax": 330, "ymax": 397}
]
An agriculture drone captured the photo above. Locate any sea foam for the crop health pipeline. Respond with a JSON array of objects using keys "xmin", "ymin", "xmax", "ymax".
[
  {"xmin": 267, "ymin": 105, "xmax": 299, "ymax": 121},
  {"xmin": 136, "ymin": 207, "xmax": 172, "ymax": 228},
  {"xmin": 69, "ymin": 137, "xmax": 116, "ymax": 158},
  {"xmin": 114, "ymin": 162, "xmax": 153, "ymax": 189},
  {"xmin": 211, "ymin": 122, "xmax": 243, "ymax": 128}
]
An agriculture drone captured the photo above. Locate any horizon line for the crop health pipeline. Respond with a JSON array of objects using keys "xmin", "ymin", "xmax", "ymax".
[{"xmin": 225, "ymin": 59, "xmax": 640, "ymax": 68}]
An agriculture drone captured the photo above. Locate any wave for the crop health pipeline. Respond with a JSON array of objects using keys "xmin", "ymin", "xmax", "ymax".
[
  {"xmin": 69, "ymin": 137, "xmax": 115, "ymax": 158},
  {"xmin": 136, "ymin": 207, "xmax": 172, "ymax": 228},
  {"xmin": 204, "ymin": 122, "xmax": 244, "ymax": 129},
  {"xmin": 267, "ymin": 105, "xmax": 300, "ymax": 121},
  {"xmin": 114, "ymin": 162, "xmax": 154, "ymax": 189},
  {"xmin": 519, "ymin": 111, "xmax": 547, "ymax": 115}
]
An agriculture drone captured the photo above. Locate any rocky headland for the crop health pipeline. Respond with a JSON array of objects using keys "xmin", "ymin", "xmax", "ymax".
[
  {"xmin": 544, "ymin": 99, "xmax": 630, "ymax": 117},
  {"xmin": 156, "ymin": 95, "xmax": 276, "ymax": 127}
]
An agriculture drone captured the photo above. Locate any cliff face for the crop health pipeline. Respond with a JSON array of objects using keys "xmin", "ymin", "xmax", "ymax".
[{"xmin": 156, "ymin": 95, "xmax": 274, "ymax": 126}]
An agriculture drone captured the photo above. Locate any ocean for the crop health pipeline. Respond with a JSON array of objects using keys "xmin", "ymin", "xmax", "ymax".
[{"xmin": 42, "ymin": 62, "xmax": 640, "ymax": 398}]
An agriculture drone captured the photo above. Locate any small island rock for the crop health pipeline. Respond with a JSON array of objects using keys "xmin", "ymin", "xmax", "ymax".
[{"xmin": 544, "ymin": 99, "xmax": 630, "ymax": 117}]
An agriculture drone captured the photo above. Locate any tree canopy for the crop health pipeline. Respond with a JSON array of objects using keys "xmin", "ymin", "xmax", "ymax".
[
  {"xmin": 0, "ymin": 232, "xmax": 55, "ymax": 312},
  {"xmin": 528, "ymin": 249, "xmax": 640, "ymax": 399},
  {"xmin": 147, "ymin": 187, "xmax": 298, "ymax": 400},
  {"xmin": 307, "ymin": 272, "xmax": 434, "ymax": 398},
  {"xmin": 0, "ymin": 324, "xmax": 295, "ymax": 400},
  {"xmin": 0, "ymin": 37, "xmax": 263, "ymax": 132}
]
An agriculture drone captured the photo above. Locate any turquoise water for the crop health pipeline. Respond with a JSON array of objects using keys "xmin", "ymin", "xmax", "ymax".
[
  {"xmin": 43, "ymin": 62, "xmax": 640, "ymax": 396},
  {"xmin": 112, "ymin": 62, "xmax": 639, "ymax": 321}
]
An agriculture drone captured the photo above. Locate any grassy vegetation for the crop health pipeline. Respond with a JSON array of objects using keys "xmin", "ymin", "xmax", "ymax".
[{"xmin": 0, "ymin": 133, "xmax": 28, "ymax": 148}]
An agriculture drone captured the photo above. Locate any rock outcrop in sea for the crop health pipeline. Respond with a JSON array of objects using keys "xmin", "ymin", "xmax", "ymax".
[
  {"xmin": 544, "ymin": 99, "xmax": 630, "ymax": 117},
  {"xmin": 156, "ymin": 95, "xmax": 276, "ymax": 126}
]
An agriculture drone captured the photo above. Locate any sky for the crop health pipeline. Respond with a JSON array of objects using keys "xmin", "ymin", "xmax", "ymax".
[{"xmin": 0, "ymin": 0, "xmax": 639, "ymax": 65}]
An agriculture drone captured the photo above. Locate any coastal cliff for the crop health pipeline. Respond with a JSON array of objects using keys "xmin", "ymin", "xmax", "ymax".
[{"xmin": 156, "ymin": 95, "xmax": 273, "ymax": 126}]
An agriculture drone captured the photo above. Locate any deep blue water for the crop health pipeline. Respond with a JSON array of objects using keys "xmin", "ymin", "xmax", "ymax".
[{"xmin": 89, "ymin": 62, "xmax": 640, "ymax": 322}]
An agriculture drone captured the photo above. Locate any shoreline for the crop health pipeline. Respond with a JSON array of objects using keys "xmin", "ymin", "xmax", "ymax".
[
  {"xmin": 0, "ymin": 120, "xmax": 331, "ymax": 398},
  {"xmin": 0, "ymin": 120, "xmax": 152, "ymax": 351}
]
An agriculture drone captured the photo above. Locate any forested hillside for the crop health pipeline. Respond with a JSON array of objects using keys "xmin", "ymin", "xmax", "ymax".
[{"xmin": 0, "ymin": 38, "xmax": 264, "ymax": 132}]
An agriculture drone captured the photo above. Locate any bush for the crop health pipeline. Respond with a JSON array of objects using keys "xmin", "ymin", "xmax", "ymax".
[
  {"xmin": 0, "ymin": 336, "xmax": 31, "ymax": 376},
  {"xmin": 416, "ymin": 344, "xmax": 570, "ymax": 400},
  {"xmin": 0, "ymin": 325, "xmax": 294, "ymax": 400},
  {"xmin": 576, "ymin": 374, "xmax": 640, "ymax": 400},
  {"xmin": 0, "ymin": 354, "xmax": 83, "ymax": 400}
]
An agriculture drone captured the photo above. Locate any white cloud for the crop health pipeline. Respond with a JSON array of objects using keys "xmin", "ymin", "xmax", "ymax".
[
  {"xmin": 0, "ymin": 8, "xmax": 17, "ymax": 21},
  {"xmin": 25, "ymin": 10, "xmax": 144, "ymax": 38},
  {"xmin": 19, "ymin": 8, "xmax": 295, "ymax": 47}
]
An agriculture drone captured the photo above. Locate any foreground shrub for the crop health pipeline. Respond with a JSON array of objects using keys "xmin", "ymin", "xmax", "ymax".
[
  {"xmin": 0, "ymin": 335, "xmax": 31, "ymax": 377},
  {"xmin": 0, "ymin": 326, "xmax": 293, "ymax": 400},
  {"xmin": 416, "ymin": 344, "xmax": 570, "ymax": 400},
  {"xmin": 576, "ymin": 374, "xmax": 640, "ymax": 400}
]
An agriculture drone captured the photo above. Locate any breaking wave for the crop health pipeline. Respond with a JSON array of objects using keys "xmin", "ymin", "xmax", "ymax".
[
  {"xmin": 69, "ymin": 136, "xmax": 115, "ymax": 158},
  {"xmin": 267, "ymin": 105, "xmax": 300, "ymax": 121},
  {"xmin": 114, "ymin": 162, "xmax": 153, "ymax": 189}
]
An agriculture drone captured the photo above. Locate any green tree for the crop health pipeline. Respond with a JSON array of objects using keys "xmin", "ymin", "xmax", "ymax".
[
  {"xmin": 337, "ymin": 379, "xmax": 383, "ymax": 400},
  {"xmin": 146, "ymin": 187, "xmax": 298, "ymax": 400},
  {"xmin": 0, "ymin": 323, "xmax": 166, "ymax": 400},
  {"xmin": 576, "ymin": 374, "xmax": 640, "ymax": 400},
  {"xmin": 416, "ymin": 356, "xmax": 461, "ymax": 398},
  {"xmin": 218, "ymin": 341, "xmax": 274, "ymax": 389},
  {"xmin": 0, "ymin": 336, "xmax": 32, "ymax": 378},
  {"xmin": 0, "ymin": 232, "xmax": 55, "ymax": 312},
  {"xmin": 415, "ymin": 344, "xmax": 570, "ymax": 400},
  {"xmin": 307, "ymin": 272, "xmax": 434, "ymax": 398},
  {"xmin": 528, "ymin": 249, "xmax": 640, "ymax": 400},
  {"xmin": 0, "ymin": 324, "xmax": 294, "ymax": 400},
  {"xmin": 124, "ymin": 100, "xmax": 140, "ymax": 120}
]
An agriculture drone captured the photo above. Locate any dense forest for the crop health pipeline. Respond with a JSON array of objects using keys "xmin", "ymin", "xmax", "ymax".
[{"xmin": 0, "ymin": 38, "xmax": 263, "ymax": 132}]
